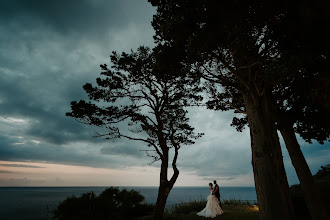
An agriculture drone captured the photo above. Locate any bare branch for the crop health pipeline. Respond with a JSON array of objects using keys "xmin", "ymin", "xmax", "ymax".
[
  {"xmin": 237, "ymin": 61, "xmax": 260, "ymax": 70},
  {"xmin": 200, "ymin": 64, "xmax": 237, "ymax": 89},
  {"xmin": 120, "ymin": 133, "xmax": 164, "ymax": 158},
  {"xmin": 145, "ymin": 115, "xmax": 158, "ymax": 127},
  {"xmin": 228, "ymin": 104, "xmax": 247, "ymax": 114}
]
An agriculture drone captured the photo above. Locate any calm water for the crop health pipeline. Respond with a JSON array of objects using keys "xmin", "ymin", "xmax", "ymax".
[{"xmin": 0, "ymin": 186, "xmax": 256, "ymax": 220}]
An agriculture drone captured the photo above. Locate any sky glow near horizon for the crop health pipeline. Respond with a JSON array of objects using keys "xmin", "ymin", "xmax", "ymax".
[{"xmin": 0, "ymin": 0, "xmax": 329, "ymax": 187}]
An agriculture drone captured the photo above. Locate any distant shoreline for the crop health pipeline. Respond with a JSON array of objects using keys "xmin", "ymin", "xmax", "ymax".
[{"xmin": 0, "ymin": 185, "xmax": 256, "ymax": 188}]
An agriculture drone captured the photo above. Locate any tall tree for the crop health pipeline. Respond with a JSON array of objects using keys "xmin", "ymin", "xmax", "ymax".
[
  {"xmin": 149, "ymin": 1, "xmax": 297, "ymax": 219},
  {"xmin": 208, "ymin": 47, "xmax": 329, "ymax": 220},
  {"xmin": 273, "ymin": 2, "xmax": 330, "ymax": 218},
  {"xmin": 274, "ymin": 36, "xmax": 329, "ymax": 220},
  {"xmin": 149, "ymin": 1, "xmax": 330, "ymax": 219},
  {"xmin": 66, "ymin": 47, "xmax": 203, "ymax": 220},
  {"xmin": 210, "ymin": 65, "xmax": 330, "ymax": 220}
]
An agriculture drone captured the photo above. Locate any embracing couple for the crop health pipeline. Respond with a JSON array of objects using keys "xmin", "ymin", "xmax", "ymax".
[{"xmin": 197, "ymin": 180, "xmax": 224, "ymax": 218}]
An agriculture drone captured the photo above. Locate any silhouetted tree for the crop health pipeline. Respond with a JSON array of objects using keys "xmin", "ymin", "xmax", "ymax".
[
  {"xmin": 53, "ymin": 187, "xmax": 153, "ymax": 220},
  {"xmin": 148, "ymin": 1, "xmax": 330, "ymax": 219},
  {"xmin": 220, "ymin": 65, "xmax": 330, "ymax": 220},
  {"xmin": 226, "ymin": 2, "xmax": 330, "ymax": 218},
  {"xmin": 273, "ymin": 8, "xmax": 330, "ymax": 217},
  {"xmin": 208, "ymin": 50, "xmax": 330, "ymax": 220},
  {"xmin": 66, "ymin": 47, "xmax": 203, "ymax": 220},
  {"xmin": 148, "ymin": 1, "xmax": 297, "ymax": 219}
]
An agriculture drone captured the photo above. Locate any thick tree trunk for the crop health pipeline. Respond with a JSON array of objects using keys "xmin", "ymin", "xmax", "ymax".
[
  {"xmin": 153, "ymin": 153, "xmax": 169, "ymax": 220},
  {"xmin": 153, "ymin": 149, "xmax": 179, "ymax": 220},
  {"xmin": 280, "ymin": 125, "xmax": 328, "ymax": 220},
  {"xmin": 153, "ymin": 181, "xmax": 169, "ymax": 220},
  {"xmin": 243, "ymin": 92, "xmax": 296, "ymax": 220}
]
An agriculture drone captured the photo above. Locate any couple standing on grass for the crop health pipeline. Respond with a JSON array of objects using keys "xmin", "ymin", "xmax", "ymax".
[{"xmin": 197, "ymin": 180, "xmax": 224, "ymax": 218}]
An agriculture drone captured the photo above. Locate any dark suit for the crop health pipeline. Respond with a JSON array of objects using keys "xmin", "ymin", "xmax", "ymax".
[{"xmin": 214, "ymin": 184, "xmax": 222, "ymax": 208}]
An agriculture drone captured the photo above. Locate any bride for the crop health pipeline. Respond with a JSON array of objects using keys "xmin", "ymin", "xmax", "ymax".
[{"xmin": 197, "ymin": 183, "xmax": 224, "ymax": 218}]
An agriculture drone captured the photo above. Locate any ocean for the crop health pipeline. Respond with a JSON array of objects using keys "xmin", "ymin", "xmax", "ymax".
[{"xmin": 0, "ymin": 186, "xmax": 256, "ymax": 219}]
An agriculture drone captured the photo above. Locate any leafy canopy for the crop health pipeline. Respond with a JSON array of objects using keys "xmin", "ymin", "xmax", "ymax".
[{"xmin": 67, "ymin": 46, "xmax": 203, "ymax": 161}]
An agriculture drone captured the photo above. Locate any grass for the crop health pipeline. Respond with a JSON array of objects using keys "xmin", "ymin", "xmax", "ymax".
[
  {"xmin": 137, "ymin": 199, "xmax": 260, "ymax": 220},
  {"xmin": 223, "ymin": 198, "xmax": 257, "ymax": 206},
  {"xmin": 136, "ymin": 171, "xmax": 330, "ymax": 220},
  {"xmin": 165, "ymin": 199, "xmax": 206, "ymax": 215}
]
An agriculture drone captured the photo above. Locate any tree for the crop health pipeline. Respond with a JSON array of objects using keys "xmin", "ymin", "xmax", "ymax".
[
  {"xmin": 149, "ymin": 1, "xmax": 297, "ymax": 219},
  {"xmin": 149, "ymin": 1, "xmax": 330, "ymax": 219},
  {"xmin": 208, "ymin": 51, "xmax": 329, "ymax": 220},
  {"xmin": 269, "ymin": 2, "xmax": 330, "ymax": 218},
  {"xmin": 53, "ymin": 187, "xmax": 153, "ymax": 220},
  {"xmin": 273, "ymin": 67, "xmax": 329, "ymax": 220},
  {"xmin": 66, "ymin": 47, "xmax": 203, "ymax": 219},
  {"xmin": 216, "ymin": 65, "xmax": 330, "ymax": 220}
]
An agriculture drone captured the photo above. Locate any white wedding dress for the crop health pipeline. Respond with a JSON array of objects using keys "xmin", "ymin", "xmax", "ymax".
[{"xmin": 197, "ymin": 190, "xmax": 224, "ymax": 218}]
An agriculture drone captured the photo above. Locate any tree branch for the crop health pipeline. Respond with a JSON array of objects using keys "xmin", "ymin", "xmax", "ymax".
[
  {"xmin": 120, "ymin": 133, "xmax": 164, "ymax": 158},
  {"xmin": 228, "ymin": 103, "xmax": 247, "ymax": 114},
  {"xmin": 169, "ymin": 131, "xmax": 180, "ymax": 186},
  {"xmin": 200, "ymin": 64, "xmax": 237, "ymax": 89},
  {"xmin": 237, "ymin": 61, "xmax": 260, "ymax": 70}
]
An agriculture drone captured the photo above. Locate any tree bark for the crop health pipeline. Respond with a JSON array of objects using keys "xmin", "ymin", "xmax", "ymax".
[
  {"xmin": 279, "ymin": 125, "xmax": 328, "ymax": 220},
  {"xmin": 153, "ymin": 148, "xmax": 179, "ymax": 220},
  {"xmin": 243, "ymin": 91, "xmax": 296, "ymax": 220},
  {"xmin": 153, "ymin": 180, "xmax": 169, "ymax": 220}
]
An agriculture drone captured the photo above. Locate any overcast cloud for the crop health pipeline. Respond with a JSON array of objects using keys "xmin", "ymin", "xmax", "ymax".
[{"xmin": 0, "ymin": 0, "xmax": 328, "ymax": 187}]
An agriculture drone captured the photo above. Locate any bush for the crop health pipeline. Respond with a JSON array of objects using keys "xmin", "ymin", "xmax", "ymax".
[{"xmin": 53, "ymin": 187, "xmax": 154, "ymax": 220}]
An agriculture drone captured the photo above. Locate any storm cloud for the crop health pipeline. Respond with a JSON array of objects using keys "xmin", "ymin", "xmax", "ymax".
[{"xmin": 0, "ymin": 0, "xmax": 328, "ymax": 186}]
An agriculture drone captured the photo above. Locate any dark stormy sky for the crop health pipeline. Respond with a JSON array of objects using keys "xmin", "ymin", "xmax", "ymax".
[{"xmin": 0, "ymin": 0, "xmax": 329, "ymax": 186}]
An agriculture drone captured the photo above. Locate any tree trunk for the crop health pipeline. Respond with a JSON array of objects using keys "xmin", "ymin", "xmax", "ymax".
[
  {"xmin": 153, "ymin": 148, "xmax": 179, "ymax": 220},
  {"xmin": 153, "ymin": 181, "xmax": 169, "ymax": 220},
  {"xmin": 280, "ymin": 125, "xmax": 328, "ymax": 220},
  {"xmin": 243, "ymin": 92, "xmax": 296, "ymax": 220}
]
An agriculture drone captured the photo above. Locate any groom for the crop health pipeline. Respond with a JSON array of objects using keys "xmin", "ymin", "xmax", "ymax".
[{"xmin": 213, "ymin": 180, "xmax": 222, "ymax": 208}]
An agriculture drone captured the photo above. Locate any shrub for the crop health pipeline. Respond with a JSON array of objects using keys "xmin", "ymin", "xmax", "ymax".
[{"xmin": 53, "ymin": 187, "xmax": 154, "ymax": 220}]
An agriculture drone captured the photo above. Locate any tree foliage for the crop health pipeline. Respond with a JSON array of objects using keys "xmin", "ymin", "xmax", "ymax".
[
  {"xmin": 67, "ymin": 46, "xmax": 203, "ymax": 219},
  {"xmin": 53, "ymin": 187, "xmax": 153, "ymax": 220},
  {"xmin": 148, "ymin": 1, "xmax": 329, "ymax": 219},
  {"xmin": 149, "ymin": 0, "xmax": 330, "ymax": 141},
  {"xmin": 150, "ymin": 0, "xmax": 290, "ymax": 128},
  {"xmin": 67, "ymin": 46, "xmax": 203, "ymax": 162}
]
